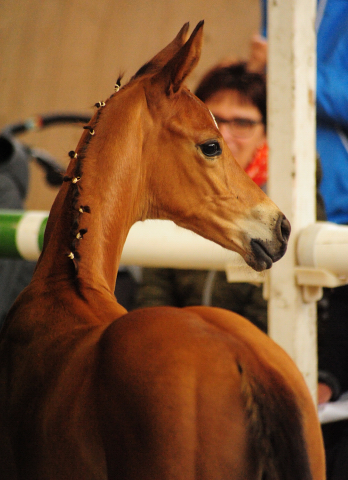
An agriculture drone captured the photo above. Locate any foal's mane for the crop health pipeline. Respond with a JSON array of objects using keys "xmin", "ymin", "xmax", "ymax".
[{"xmin": 63, "ymin": 75, "xmax": 125, "ymax": 279}]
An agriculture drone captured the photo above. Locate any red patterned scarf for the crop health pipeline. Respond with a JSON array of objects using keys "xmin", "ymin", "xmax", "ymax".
[{"xmin": 244, "ymin": 142, "xmax": 268, "ymax": 188}]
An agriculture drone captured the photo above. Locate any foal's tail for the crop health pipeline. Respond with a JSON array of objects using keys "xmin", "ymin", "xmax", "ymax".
[{"xmin": 241, "ymin": 360, "xmax": 314, "ymax": 480}]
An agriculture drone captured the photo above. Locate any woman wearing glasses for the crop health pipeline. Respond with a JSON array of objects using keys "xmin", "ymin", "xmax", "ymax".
[{"xmin": 195, "ymin": 62, "xmax": 267, "ymax": 189}]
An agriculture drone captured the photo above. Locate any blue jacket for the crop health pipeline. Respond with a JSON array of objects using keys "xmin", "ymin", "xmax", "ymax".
[{"xmin": 262, "ymin": 0, "xmax": 348, "ymax": 224}]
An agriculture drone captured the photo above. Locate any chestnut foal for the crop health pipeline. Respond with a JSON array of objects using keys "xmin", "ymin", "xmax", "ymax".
[{"xmin": 0, "ymin": 22, "xmax": 324, "ymax": 480}]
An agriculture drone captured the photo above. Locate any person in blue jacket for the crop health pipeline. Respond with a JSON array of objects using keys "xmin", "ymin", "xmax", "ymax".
[
  {"xmin": 259, "ymin": 0, "xmax": 348, "ymax": 225},
  {"xmin": 315, "ymin": 0, "xmax": 348, "ymax": 225}
]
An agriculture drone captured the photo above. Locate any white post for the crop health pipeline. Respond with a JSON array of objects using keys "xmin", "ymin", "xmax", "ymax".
[{"xmin": 267, "ymin": 0, "xmax": 318, "ymax": 398}]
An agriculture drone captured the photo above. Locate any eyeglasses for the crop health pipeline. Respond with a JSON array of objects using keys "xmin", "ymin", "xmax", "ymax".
[{"xmin": 213, "ymin": 115, "xmax": 264, "ymax": 138}]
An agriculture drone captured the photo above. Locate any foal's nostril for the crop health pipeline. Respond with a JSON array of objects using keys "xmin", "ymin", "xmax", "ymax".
[{"xmin": 280, "ymin": 215, "xmax": 291, "ymax": 243}]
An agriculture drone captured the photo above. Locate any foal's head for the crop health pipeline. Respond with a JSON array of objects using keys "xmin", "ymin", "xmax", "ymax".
[{"xmin": 131, "ymin": 21, "xmax": 290, "ymax": 271}]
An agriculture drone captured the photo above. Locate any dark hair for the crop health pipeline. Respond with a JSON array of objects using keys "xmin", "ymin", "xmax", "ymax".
[{"xmin": 194, "ymin": 62, "xmax": 266, "ymax": 126}]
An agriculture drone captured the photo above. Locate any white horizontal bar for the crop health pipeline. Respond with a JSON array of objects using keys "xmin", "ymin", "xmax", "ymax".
[
  {"xmin": 297, "ymin": 222, "xmax": 348, "ymax": 276},
  {"xmin": 122, "ymin": 220, "xmax": 246, "ymax": 270},
  {"xmin": 3, "ymin": 213, "xmax": 348, "ymax": 285}
]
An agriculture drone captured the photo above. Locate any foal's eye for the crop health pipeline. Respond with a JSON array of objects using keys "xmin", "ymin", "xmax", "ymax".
[{"xmin": 199, "ymin": 140, "xmax": 222, "ymax": 158}]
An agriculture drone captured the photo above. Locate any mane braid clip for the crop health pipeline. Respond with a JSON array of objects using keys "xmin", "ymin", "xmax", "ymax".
[
  {"xmin": 83, "ymin": 126, "xmax": 95, "ymax": 136},
  {"xmin": 76, "ymin": 228, "xmax": 88, "ymax": 240},
  {"xmin": 63, "ymin": 175, "xmax": 81, "ymax": 184},
  {"xmin": 95, "ymin": 101, "xmax": 106, "ymax": 108},
  {"xmin": 79, "ymin": 205, "xmax": 91, "ymax": 214}
]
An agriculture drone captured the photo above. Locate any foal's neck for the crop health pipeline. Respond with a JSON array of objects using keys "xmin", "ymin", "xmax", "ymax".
[{"xmin": 34, "ymin": 85, "xmax": 148, "ymax": 298}]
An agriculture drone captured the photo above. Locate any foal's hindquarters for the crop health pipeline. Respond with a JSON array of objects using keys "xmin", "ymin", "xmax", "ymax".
[{"xmin": 97, "ymin": 306, "xmax": 325, "ymax": 480}]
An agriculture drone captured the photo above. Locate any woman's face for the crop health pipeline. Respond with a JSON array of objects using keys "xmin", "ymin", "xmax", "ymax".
[{"xmin": 205, "ymin": 89, "xmax": 266, "ymax": 170}]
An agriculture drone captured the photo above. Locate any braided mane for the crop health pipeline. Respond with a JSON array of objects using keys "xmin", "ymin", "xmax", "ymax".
[{"xmin": 62, "ymin": 76, "xmax": 124, "ymax": 276}]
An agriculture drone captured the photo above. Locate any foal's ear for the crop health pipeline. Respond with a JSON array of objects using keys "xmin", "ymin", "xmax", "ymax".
[
  {"xmin": 153, "ymin": 20, "xmax": 204, "ymax": 96},
  {"xmin": 133, "ymin": 22, "xmax": 190, "ymax": 78},
  {"xmin": 148, "ymin": 22, "xmax": 190, "ymax": 70}
]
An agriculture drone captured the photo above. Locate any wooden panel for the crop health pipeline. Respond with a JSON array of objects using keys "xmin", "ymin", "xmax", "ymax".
[{"xmin": 0, "ymin": 0, "xmax": 260, "ymax": 210}]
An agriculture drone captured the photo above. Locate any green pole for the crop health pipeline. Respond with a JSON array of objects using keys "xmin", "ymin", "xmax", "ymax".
[{"xmin": 0, "ymin": 210, "xmax": 48, "ymax": 260}]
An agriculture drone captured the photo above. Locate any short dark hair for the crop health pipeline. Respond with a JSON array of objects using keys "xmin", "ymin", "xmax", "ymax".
[{"xmin": 194, "ymin": 62, "xmax": 266, "ymax": 126}]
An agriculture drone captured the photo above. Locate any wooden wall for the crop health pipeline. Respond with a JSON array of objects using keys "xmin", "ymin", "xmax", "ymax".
[{"xmin": 0, "ymin": 0, "xmax": 260, "ymax": 210}]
